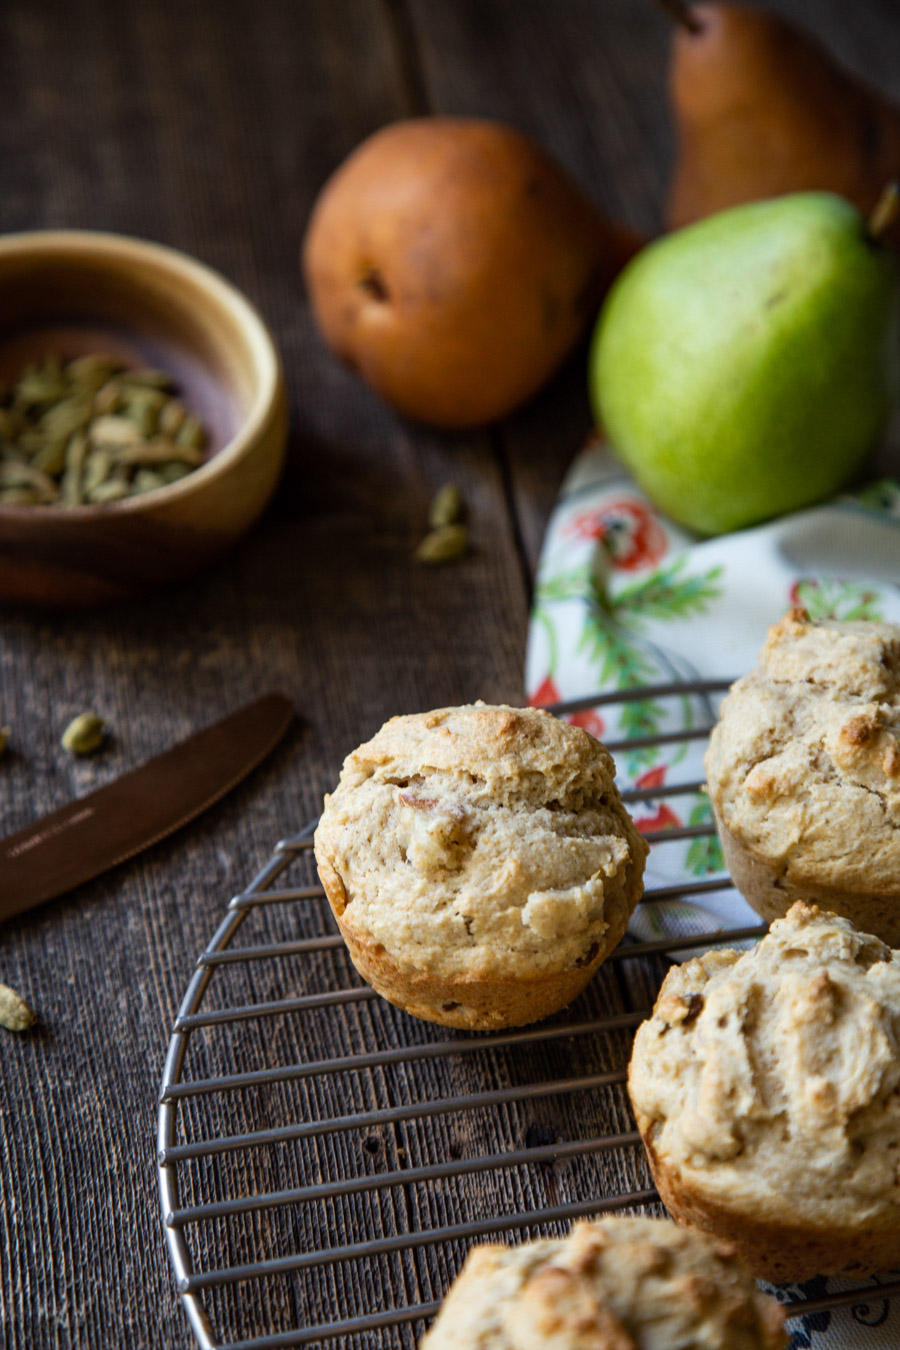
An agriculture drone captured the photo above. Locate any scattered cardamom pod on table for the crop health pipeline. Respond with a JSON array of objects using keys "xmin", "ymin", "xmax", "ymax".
[
  {"xmin": 0, "ymin": 982, "xmax": 36, "ymax": 1032},
  {"xmin": 416, "ymin": 484, "xmax": 469, "ymax": 563},
  {"xmin": 428, "ymin": 483, "xmax": 464, "ymax": 529},
  {"xmin": 415, "ymin": 522, "xmax": 469, "ymax": 564},
  {"xmin": 61, "ymin": 713, "xmax": 107, "ymax": 755}
]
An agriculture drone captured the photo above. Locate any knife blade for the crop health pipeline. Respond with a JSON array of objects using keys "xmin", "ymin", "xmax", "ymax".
[{"xmin": 0, "ymin": 692, "xmax": 293, "ymax": 923}]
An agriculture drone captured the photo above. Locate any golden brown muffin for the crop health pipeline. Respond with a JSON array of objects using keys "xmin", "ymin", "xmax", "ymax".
[
  {"xmin": 313, "ymin": 703, "xmax": 647, "ymax": 1029},
  {"xmin": 419, "ymin": 1217, "xmax": 786, "ymax": 1350},
  {"xmin": 629, "ymin": 901, "xmax": 900, "ymax": 1282},
  {"xmin": 705, "ymin": 606, "xmax": 900, "ymax": 943}
]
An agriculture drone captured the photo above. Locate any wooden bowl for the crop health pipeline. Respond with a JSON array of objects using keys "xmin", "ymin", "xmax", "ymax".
[{"xmin": 0, "ymin": 230, "xmax": 287, "ymax": 606}]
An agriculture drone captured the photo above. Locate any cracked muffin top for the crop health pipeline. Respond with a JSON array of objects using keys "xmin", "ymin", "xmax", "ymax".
[
  {"xmin": 419, "ymin": 1218, "xmax": 785, "ymax": 1350},
  {"xmin": 628, "ymin": 902, "xmax": 900, "ymax": 1229},
  {"xmin": 313, "ymin": 703, "xmax": 647, "ymax": 981},
  {"xmin": 705, "ymin": 607, "xmax": 900, "ymax": 894}
]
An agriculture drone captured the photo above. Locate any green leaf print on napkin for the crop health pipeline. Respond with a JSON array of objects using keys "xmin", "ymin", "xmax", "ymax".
[
  {"xmin": 613, "ymin": 557, "xmax": 724, "ymax": 622},
  {"xmin": 791, "ymin": 576, "xmax": 884, "ymax": 623},
  {"xmin": 535, "ymin": 554, "xmax": 723, "ymax": 775},
  {"xmin": 685, "ymin": 794, "xmax": 725, "ymax": 876}
]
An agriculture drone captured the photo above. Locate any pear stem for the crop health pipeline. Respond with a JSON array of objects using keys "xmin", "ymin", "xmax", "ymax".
[
  {"xmin": 866, "ymin": 182, "xmax": 900, "ymax": 242},
  {"xmin": 657, "ymin": 0, "xmax": 705, "ymax": 35}
]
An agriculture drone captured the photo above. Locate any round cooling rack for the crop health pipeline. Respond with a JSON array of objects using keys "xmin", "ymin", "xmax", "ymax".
[{"xmin": 157, "ymin": 680, "xmax": 900, "ymax": 1350}]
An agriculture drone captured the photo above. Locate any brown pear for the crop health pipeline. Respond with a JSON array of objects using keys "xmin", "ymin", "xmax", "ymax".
[
  {"xmin": 302, "ymin": 118, "xmax": 642, "ymax": 428},
  {"xmin": 666, "ymin": 3, "xmax": 900, "ymax": 242}
]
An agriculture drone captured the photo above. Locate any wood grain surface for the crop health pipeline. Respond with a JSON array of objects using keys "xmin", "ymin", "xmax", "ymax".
[{"xmin": 1, "ymin": 2, "xmax": 899, "ymax": 1347}]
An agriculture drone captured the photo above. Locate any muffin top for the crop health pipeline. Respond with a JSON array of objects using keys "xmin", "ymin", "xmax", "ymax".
[
  {"xmin": 705, "ymin": 607, "xmax": 900, "ymax": 893},
  {"xmin": 313, "ymin": 703, "xmax": 647, "ymax": 980},
  {"xmin": 629, "ymin": 902, "xmax": 900, "ymax": 1229},
  {"xmin": 420, "ymin": 1218, "xmax": 785, "ymax": 1350}
]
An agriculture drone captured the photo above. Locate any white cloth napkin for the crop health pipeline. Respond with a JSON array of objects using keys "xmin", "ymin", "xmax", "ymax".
[{"xmin": 525, "ymin": 439, "xmax": 900, "ymax": 1346}]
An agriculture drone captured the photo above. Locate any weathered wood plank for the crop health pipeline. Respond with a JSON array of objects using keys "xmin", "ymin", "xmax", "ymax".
[{"xmin": 0, "ymin": 1, "xmax": 529, "ymax": 1345}]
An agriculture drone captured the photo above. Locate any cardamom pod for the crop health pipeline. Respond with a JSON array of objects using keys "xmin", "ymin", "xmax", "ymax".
[
  {"xmin": 428, "ymin": 483, "xmax": 465, "ymax": 529},
  {"xmin": 67, "ymin": 353, "xmax": 121, "ymax": 388},
  {"xmin": 122, "ymin": 367, "xmax": 174, "ymax": 390},
  {"xmin": 15, "ymin": 366, "xmax": 67, "ymax": 406},
  {"xmin": 32, "ymin": 439, "xmax": 69, "ymax": 476},
  {"xmin": 82, "ymin": 449, "xmax": 111, "ymax": 496},
  {"xmin": 0, "ymin": 486, "xmax": 40, "ymax": 504},
  {"xmin": 90, "ymin": 413, "xmax": 143, "ymax": 448},
  {"xmin": 61, "ymin": 713, "xmax": 106, "ymax": 755},
  {"xmin": 415, "ymin": 523, "xmax": 469, "ymax": 564},
  {"xmin": 87, "ymin": 479, "xmax": 129, "ymax": 504},
  {"xmin": 131, "ymin": 468, "xmax": 165, "ymax": 495},
  {"xmin": 158, "ymin": 399, "xmax": 186, "ymax": 438},
  {"xmin": 123, "ymin": 390, "xmax": 165, "ymax": 438},
  {"xmin": 92, "ymin": 379, "xmax": 123, "ymax": 415},
  {"xmin": 128, "ymin": 403, "xmax": 158, "ymax": 439},
  {"xmin": 175, "ymin": 413, "xmax": 206, "ymax": 450},
  {"xmin": 112, "ymin": 436, "xmax": 204, "ymax": 468},
  {"xmin": 0, "ymin": 461, "xmax": 59, "ymax": 503},
  {"xmin": 61, "ymin": 430, "xmax": 89, "ymax": 506},
  {"xmin": 158, "ymin": 461, "xmax": 192, "ymax": 485},
  {"xmin": 0, "ymin": 355, "xmax": 209, "ymax": 508},
  {"xmin": 40, "ymin": 394, "xmax": 92, "ymax": 440},
  {"xmin": 120, "ymin": 383, "xmax": 167, "ymax": 409},
  {"xmin": 0, "ymin": 982, "xmax": 36, "ymax": 1033}
]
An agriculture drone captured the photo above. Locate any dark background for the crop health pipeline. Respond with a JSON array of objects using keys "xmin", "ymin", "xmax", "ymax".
[{"xmin": 1, "ymin": 2, "xmax": 899, "ymax": 1346}]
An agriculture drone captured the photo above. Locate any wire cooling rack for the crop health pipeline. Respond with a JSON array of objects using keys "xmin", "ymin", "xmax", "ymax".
[{"xmin": 158, "ymin": 681, "xmax": 900, "ymax": 1349}]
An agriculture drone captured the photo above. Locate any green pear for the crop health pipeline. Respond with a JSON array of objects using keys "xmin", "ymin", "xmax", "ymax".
[{"xmin": 589, "ymin": 192, "xmax": 900, "ymax": 535}]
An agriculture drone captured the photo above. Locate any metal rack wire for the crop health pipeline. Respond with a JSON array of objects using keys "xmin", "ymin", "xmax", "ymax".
[{"xmin": 157, "ymin": 681, "xmax": 900, "ymax": 1349}]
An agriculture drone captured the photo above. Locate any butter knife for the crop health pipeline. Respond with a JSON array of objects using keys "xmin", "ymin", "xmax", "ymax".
[{"xmin": 0, "ymin": 692, "xmax": 293, "ymax": 923}]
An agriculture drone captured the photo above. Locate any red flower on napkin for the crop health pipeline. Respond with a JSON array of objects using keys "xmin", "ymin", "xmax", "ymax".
[
  {"xmin": 633, "ymin": 766, "xmax": 681, "ymax": 833},
  {"xmin": 529, "ymin": 674, "xmax": 561, "ymax": 707},
  {"xmin": 634, "ymin": 802, "xmax": 682, "ymax": 834},
  {"xmin": 567, "ymin": 709, "xmax": 605, "ymax": 739},
  {"xmin": 635, "ymin": 765, "xmax": 667, "ymax": 790},
  {"xmin": 565, "ymin": 498, "xmax": 667, "ymax": 572}
]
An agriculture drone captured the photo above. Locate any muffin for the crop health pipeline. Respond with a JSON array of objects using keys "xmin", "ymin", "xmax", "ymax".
[
  {"xmin": 628, "ymin": 901, "xmax": 900, "ymax": 1282},
  {"xmin": 705, "ymin": 606, "xmax": 900, "ymax": 943},
  {"xmin": 420, "ymin": 1217, "xmax": 786, "ymax": 1350},
  {"xmin": 313, "ymin": 703, "xmax": 647, "ymax": 1029}
]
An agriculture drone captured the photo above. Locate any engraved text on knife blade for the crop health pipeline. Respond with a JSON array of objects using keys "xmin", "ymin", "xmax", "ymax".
[{"xmin": 5, "ymin": 806, "xmax": 96, "ymax": 859}]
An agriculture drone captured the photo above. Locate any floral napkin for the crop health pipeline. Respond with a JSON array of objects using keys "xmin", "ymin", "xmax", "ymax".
[
  {"xmin": 526, "ymin": 437, "xmax": 900, "ymax": 937},
  {"xmin": 525, "ymin": 438, "xmax": 900, "ymax": 1347}
]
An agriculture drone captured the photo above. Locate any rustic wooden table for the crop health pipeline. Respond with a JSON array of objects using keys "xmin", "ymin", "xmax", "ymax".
[{"xmin": 1, "ymin": 2, "xmax": 899, "ymax": 1346}]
